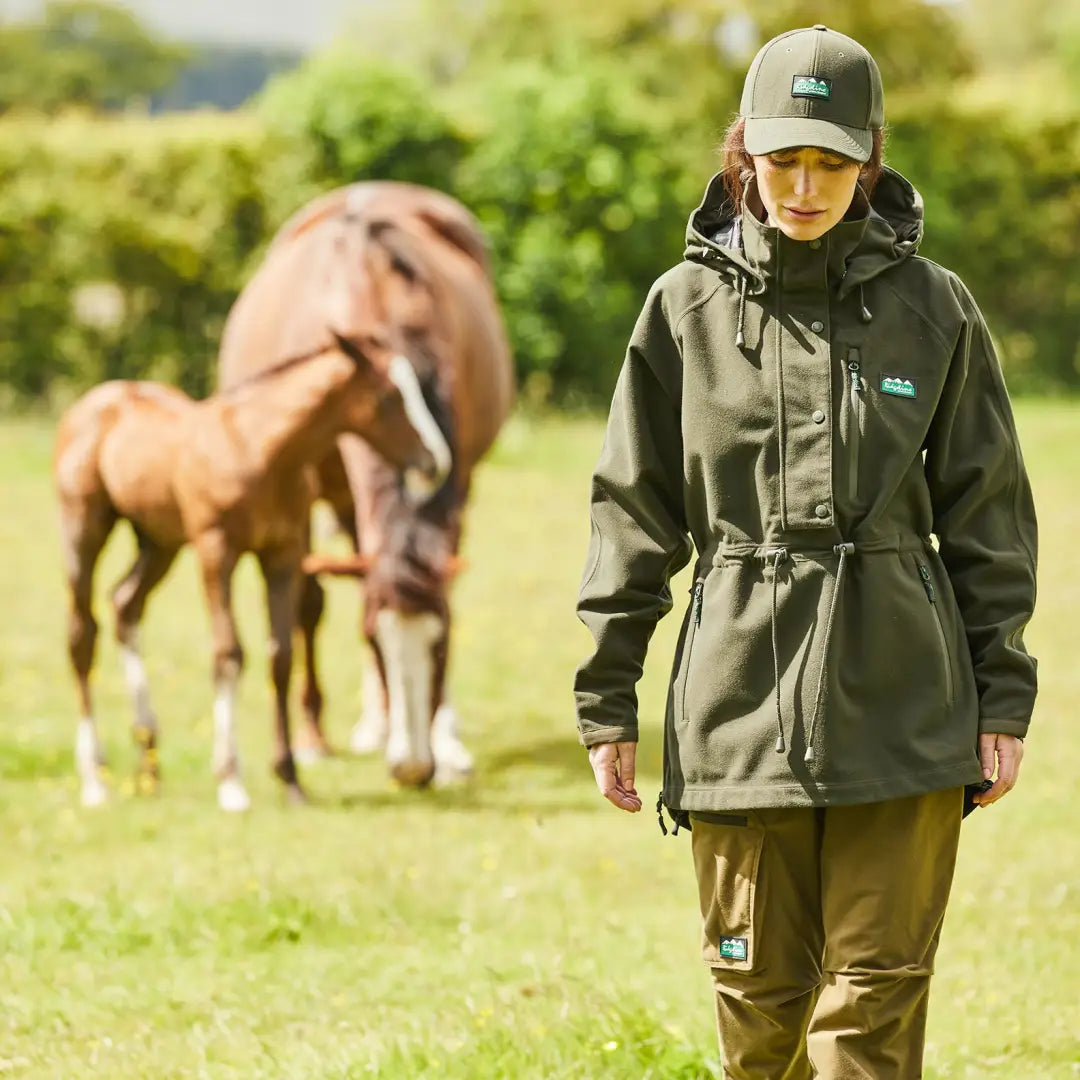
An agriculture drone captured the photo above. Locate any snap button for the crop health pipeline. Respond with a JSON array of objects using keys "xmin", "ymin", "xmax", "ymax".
[
  {"xmin": 815, "ymin": 503, "xmax": 830, "ymax": 519},
  {"xmin": 812, "ymin": 409, "xmax": 825, "ymax": 423},
  {"xmin": 809, "ymin": 239, "xmax": 822, "ymax": 250},
  {"xmin": 811, "ymin": 320, "xmax": 824, "ymax": 333}
]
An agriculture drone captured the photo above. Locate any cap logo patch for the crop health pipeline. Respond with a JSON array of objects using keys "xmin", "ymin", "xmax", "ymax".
[{"xmin": 792, "ymin": 76, "xmax": 831, "ymax": 100}]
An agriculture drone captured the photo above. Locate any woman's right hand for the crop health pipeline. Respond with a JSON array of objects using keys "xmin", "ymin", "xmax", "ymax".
[{"xmin": 588, "ymin": 741, "xmax": 641, "ymax": 813}]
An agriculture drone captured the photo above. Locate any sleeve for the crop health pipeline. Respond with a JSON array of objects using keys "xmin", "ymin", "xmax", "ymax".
[
  {"xmin": 573, "ymin": 282, "xmax": 694, "ymax": 746},
  {"xmin": 923, "ymin": 276, "xmax": 1038, "ymax": 738}
]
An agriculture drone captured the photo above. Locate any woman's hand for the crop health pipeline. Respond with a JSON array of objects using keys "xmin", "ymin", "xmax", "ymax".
[
  {"xmin": 588, "ymin": 741, "xmax": 641, "ymax": 813},
  {"xmin": 974, "ymin": 732, "xmax": 1025, "ymax": 807}
]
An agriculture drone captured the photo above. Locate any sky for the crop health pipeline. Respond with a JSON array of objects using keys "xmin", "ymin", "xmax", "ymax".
[{"xmin": 0, "ymin": 0, "xmax": 387, "ymax": 49}]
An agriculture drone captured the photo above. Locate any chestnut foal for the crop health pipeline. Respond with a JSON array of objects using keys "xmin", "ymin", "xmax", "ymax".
[{"xmin": 54, "ymin": 333, "xmax": 450, "ymax": 811}]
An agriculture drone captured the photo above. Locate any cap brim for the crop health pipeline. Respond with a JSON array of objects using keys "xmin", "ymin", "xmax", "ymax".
[{"xmin": 744, "ymin": 117, "xmax": 872, "ymax": 163}]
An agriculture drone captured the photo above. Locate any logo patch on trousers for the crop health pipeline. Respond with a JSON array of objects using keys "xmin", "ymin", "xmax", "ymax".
[
  {"xmin": 719, "ymin": 936, "xmax": 748, "ymax": 961},
  {"xmin": 880, "ymin": 375, "xmax": 918, "ymax": 398}
]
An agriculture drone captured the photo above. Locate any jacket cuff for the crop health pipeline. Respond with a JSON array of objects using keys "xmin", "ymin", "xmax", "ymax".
[
  {"xmin": 578, "ymin": 724, "xmax": 639, "ymax": 747},
  {"xmin": 978, "ymin": 716, "xmax": 1029, "ymax": 739}
]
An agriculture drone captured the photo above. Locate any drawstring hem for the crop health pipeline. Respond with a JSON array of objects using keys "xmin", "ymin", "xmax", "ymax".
[{"xmin": 656, "ymin": 792, "xmax": 690, "ymax": 837}]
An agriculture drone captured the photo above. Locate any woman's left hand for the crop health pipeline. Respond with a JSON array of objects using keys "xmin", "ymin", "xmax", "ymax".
[{"xmin": 974, "ymin": 733, "xmax": 1025, "ymax": 806}]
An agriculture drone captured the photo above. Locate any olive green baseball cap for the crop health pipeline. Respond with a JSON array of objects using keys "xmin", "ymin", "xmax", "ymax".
[{"xmin": 740, "ymin": 24, "xmax": 884, "ymax": 163}]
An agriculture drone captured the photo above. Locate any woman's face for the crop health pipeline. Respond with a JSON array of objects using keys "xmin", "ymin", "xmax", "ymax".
[{"xmin": 752, "ymin": 147, "xmax": 862, "ymax": 242}]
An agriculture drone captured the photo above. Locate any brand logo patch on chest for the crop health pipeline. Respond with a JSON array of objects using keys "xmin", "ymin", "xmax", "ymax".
[
  {"xmin": 880, "ymin": 375, "xmax": 918, "ymax": 399},
  {"xmin": 719, "ymin": 936, "xmax": 748, "ymax": 961},
  {"xmin": 792, "ymin": 76, "xmax": 831, "ymax": 100}
]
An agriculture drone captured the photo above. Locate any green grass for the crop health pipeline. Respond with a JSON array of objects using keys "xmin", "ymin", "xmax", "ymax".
[{"xmin": 0, "ymin": 403, "xmax": 1077, "ymax": 1078}]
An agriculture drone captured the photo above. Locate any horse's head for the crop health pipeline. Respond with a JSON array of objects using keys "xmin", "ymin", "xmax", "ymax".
[
  {"xmin": 329, "ymin": 329, "xmax": 450, "ymax": 502},
  {"xmin": 327, "ymin": 214, "xmax": 478, "ymax": 786},
  {"xmin": 324, "ymin": 215, "xmax": 458, "ymax": 504}
]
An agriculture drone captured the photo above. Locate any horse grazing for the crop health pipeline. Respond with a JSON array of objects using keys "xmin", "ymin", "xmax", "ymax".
[
  {"xmin": 55, "ymin": 329, "xmax": 450, "ymax": 811},
  {"xmin": 218, "ymin": 181, "xmax": 513, "ymax": 787}
]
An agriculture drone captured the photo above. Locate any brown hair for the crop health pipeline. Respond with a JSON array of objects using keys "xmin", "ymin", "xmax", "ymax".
[{"xmin": 719, "ymin": 117, "xmax": 885, "ymax": 212}]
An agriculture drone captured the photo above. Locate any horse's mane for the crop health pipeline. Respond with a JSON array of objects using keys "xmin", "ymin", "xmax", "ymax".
[
  {"xmin": 269, "ymin": 182, "xmax": 491, "ymax": 275},
  {"xmin": 218, "ymin": 340, "xmax": 338, "ymax": 397}
]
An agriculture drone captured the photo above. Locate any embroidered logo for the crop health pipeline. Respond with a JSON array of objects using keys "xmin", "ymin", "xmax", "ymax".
[
  {"xmin": 719, "ymin": 936, "xmax": 748, "ymax": 961},
  {"xmin": 792, "ymin": 76, "xmax": 831, "ymax": 100},
  {"xmin": 880, "ymin": 375, "xmax": 918, "ymax": 399}
]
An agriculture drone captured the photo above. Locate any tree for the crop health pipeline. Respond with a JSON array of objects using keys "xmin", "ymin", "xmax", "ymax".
[{"xmin": 0, "ymin": 1, "xmax": 188, "ymax": 114}]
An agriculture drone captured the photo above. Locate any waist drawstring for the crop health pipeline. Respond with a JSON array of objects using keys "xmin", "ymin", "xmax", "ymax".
[
  {"xmin": 803, "ymin": 542, "xmax": 854, "ymax": 763},
  {"xmin": 768, "ymin": 547, "xmax": 789, "ymax": 754},
  {"xmin": 721, "ymin": 540, "xmax": 862, "ymax": 763}
]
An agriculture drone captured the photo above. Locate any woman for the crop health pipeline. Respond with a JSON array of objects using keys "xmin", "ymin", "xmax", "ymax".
[{"xmin": 574, "ymin": 24, "xmax": 1037, "ymax": 1079}]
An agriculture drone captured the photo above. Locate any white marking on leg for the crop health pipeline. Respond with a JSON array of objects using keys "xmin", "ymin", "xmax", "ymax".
[
  {"xmin": 350, "ymin": 646, "xmax": 390, "ymax": 755},
  {"xmin": 217, "ymin": 775, "xmax": 251, "ymax": 814},
  {"xmin": 432, "ymin": 700, "xmax": 474, "ymax": 784},
  {"xmin": 76, "ymin": 716, "xmax": 107, "ymax": 807},
  {"xmin": 388, "ymin": 354, "xmax": 452, "ymax": 498},
  {"xmin": 212, "ymin": 661, "xmax": 250, "ymax": 812},
  {"xmin": 374, "ymin": 609, "xmax": 441, "ymax": 784},
  {"xmin": 292, "ymin": 744, "xmax": 327, "ymax": 766},
  {"xmin": 120, "ymin": 629, "xmax": 157, "ymax": 740}
]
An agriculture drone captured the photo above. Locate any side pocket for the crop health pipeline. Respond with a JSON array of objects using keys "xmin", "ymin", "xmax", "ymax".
[
  {"xmin": 690, "ymin": 811, "xmax": 762, "ymax": 972},
  {"xmin": 579, "ymin": 520, "xmax": 603, "ymax": 592},
  {"xmin": 677, "ymin": 579, "xmax": 705, "ymax": 726},
  {"xmin": 914, "ymin": 558, "xmax": 955, "ymax": 708}
]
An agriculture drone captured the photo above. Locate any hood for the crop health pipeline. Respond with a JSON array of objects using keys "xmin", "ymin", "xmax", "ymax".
[{"xmin": 683, "ymin": 166, "xmax": 924, "ymax": 300}]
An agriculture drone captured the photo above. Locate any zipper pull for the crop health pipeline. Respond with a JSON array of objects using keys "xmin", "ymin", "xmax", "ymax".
[
  {"xmin": 919, "ymin": 564, "xmax": 937, "ymax": 603},
  {"xmin": 693, "ymin": 581, "xmax": 704, "ymax": 625}
]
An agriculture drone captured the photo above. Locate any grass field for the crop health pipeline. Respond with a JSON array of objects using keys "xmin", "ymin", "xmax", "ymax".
[{"xmin": 0, "ymin": 404, "xmax": 1077, "ymax": 1079}]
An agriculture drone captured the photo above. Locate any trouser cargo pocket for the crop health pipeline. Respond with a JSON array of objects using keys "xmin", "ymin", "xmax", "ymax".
[{"xmin": 690, "ymin": 810, "xmax": 761, "ymax": 972}]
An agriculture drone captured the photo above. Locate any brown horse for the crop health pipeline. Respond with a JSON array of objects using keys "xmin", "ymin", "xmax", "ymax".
[
  {"xmin": 218, "ymin": 182, "xmax": 513, "ymax": 787},
  {"xmin": 55, "ymin": 329, "xmax": 450, "ymax": 811}
]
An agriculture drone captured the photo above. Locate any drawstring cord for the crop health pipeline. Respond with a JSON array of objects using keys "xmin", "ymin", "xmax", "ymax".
[
  {"xmin": 735, "ymin": 275, "xmax": 748, "ymax": 349},
  {"xmin": 803, "ymin": 542, "xmax": 854, "ymax": 763},
  {"xmin": 768, "ymin": 548, "xmax": 789, "ymax": 753}
]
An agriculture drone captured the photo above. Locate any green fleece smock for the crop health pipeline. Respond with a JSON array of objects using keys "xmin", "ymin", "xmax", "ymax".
[{"xmin": 574, "ymin": 167, "xmax": 1038, "ymax": 812}]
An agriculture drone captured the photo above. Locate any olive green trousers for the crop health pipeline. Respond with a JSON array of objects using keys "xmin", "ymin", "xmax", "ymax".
[{"xmin": 690, "ymin": 787, "xmax": 963, "ymax": 1079}]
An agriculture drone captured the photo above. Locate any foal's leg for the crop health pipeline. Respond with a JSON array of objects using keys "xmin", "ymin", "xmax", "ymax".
[
  {"xmin": 111, "ymin": 536, "xmax": 179, "ymax": 794},
  {"xmin": 295, "ymin": 471, "xmax": 360, "ymax": 761},
  {"xmin": 294, "ymin": 569, "xmax": 331, "ymax": 763},
  {"xmin": 60, "ymin": 498, "xmax": 117, "ymax": 807},
  {"xmin": 195, "ymin": 535, "xmax": 249, "ymax": 812},
  {"xmin": 260, "ymin": 549, "xmax": 306, "ymax": 804}
]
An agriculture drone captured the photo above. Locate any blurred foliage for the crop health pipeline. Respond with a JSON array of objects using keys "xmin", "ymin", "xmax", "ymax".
[
  {"xmin": 886, "ymin": 107, "xmax": 1080, "ymax": 390},
  {"xmin": 0, "ymin": 114, "xmax": 268, "ymax": 402},
  {"xmin": 0, "ymin": 1, "xmax": 187, "ymax": 114},
  {"xmin": 452, "ymin": 51, "xmax": 700, "ymax": 402},
  {"xmin": 0, "ymin": 0, "xmax": 1077, "ymax": 404},
  {"xmin": 257, "ymin": 55, "xmax": 468, "ymax": 228}
]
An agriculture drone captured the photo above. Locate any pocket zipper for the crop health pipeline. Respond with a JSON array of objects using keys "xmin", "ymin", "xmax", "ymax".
[
  {"xmin": 680, "ymin": 580, "xmax": 705, "ymax": 722},
  {"xmin": 918, "ymin": 563, "xmax": 954, "ymax": 706},
  {"xmin": 847, "ymin": 348, "xmax": 863, "ymax": 501}
]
